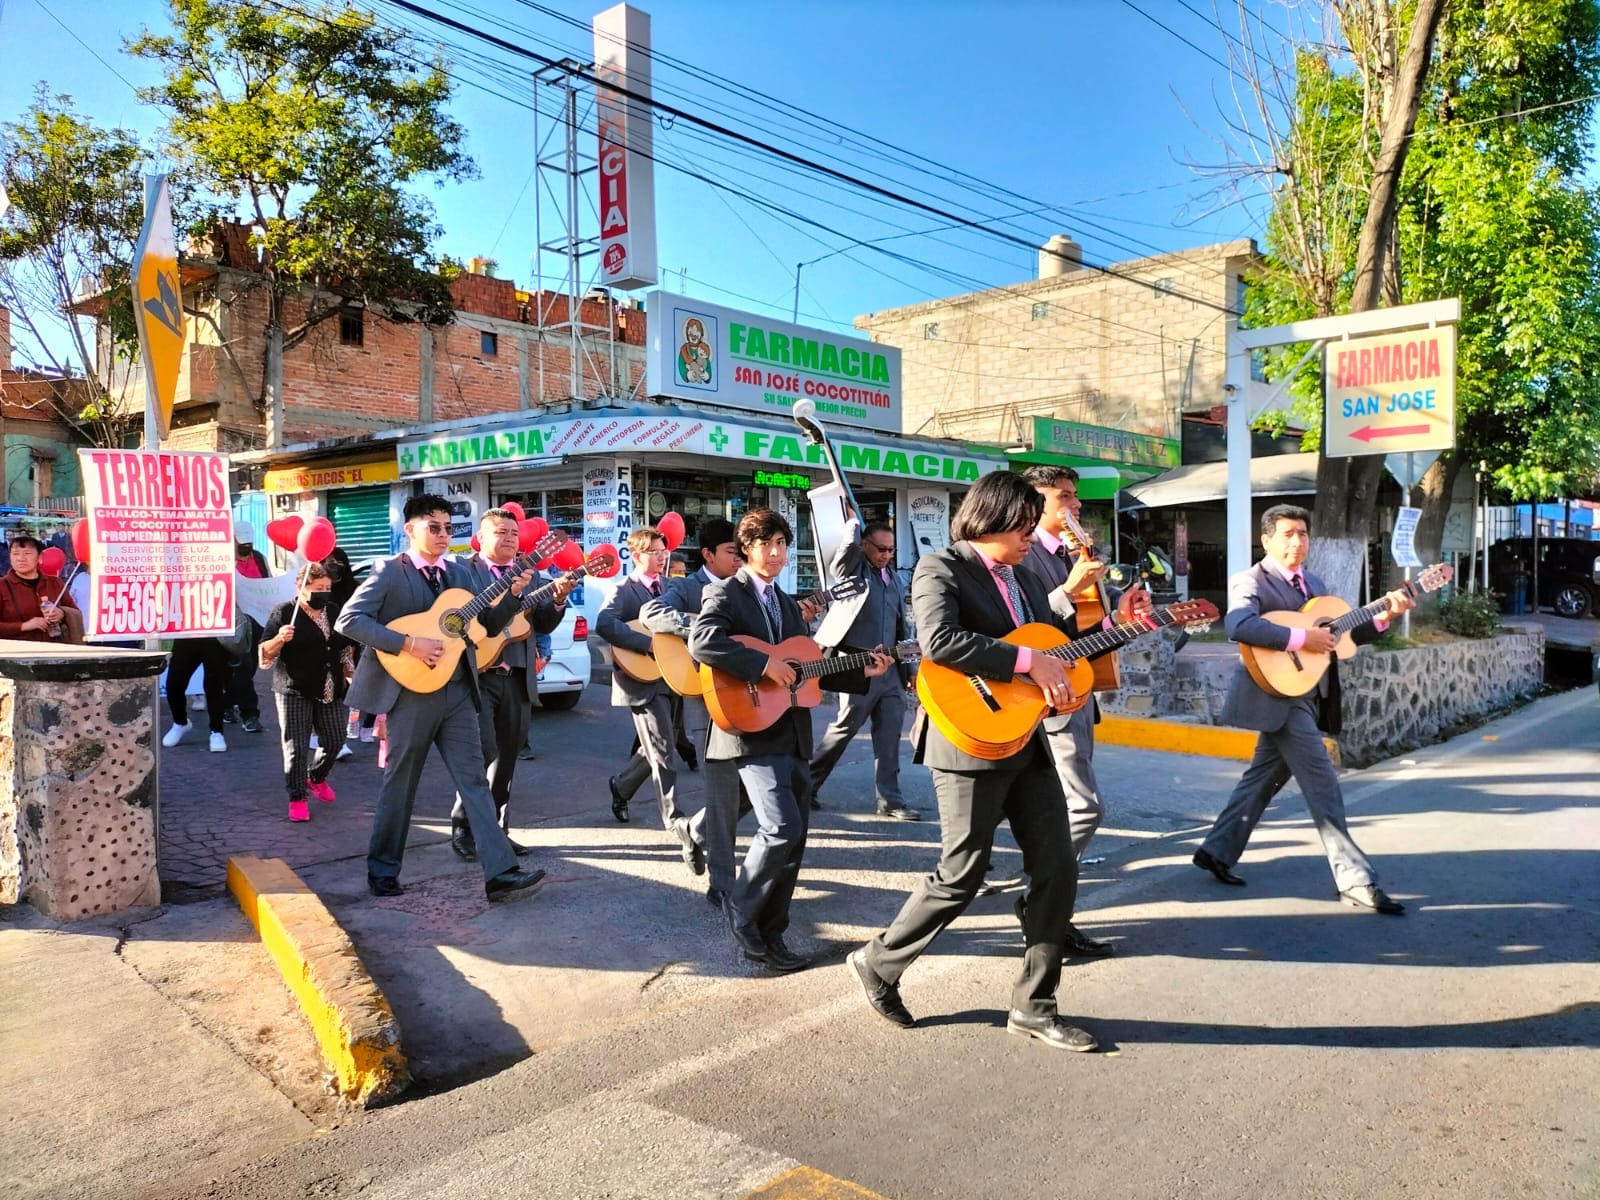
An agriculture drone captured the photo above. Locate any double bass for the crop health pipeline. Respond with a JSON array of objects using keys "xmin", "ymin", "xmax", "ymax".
[{"xmin": 794, "ymin": 398, "xmax": 873, "ymax": 652}]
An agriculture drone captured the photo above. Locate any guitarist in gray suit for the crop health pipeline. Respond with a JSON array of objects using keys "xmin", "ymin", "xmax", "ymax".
[
  {"xmin": 639, "ymin": 517, "xmax": 748, "ymax": 906},
  {"xmin": 809, "ymin": 518, "xmax": 920, "ymax": 821},
  {"xmin": 447, "ymin": 508, "xmax": 574, "ymax": 863},
  {"xmin": 1019, "ymin": 465, "xmax": 1150, "ymax": 957},
  {"xmin": 690, "ymin": 508, "xmax": 892, "ymax": 973},
  {"xmin": 848, "ymin": 471, "xmax": 1100, "ymax": 1052},
  {"xmin": 599, "ymin": 526, "xmax": 705, "ymax": 875},
  {"xmin": 1192, "ymin": 504, "xmax": 1413, "ymax": 914},
  {"xmin": 337, "ymin": 494, "xmax": 546, "ymax": 902}
]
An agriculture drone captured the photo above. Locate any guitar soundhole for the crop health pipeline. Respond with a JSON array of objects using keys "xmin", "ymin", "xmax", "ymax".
[
  {"xmin": 968, "ymin": 676, "xmax": 1001, "ymax": 713},
  {"xmin": 440, "ymin": 610, "xmax": 467, "ymax": 638}
]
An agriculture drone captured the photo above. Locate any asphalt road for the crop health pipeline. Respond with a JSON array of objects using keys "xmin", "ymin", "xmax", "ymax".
[{"xmin": 143, "ymin": 688, "xmax": 1599, "ymax": 1200}]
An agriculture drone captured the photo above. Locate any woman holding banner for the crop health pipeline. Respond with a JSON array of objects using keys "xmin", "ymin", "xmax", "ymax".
[{"xmin": 260, "ymin": 562, "xmax": 354, "ymax": 823}]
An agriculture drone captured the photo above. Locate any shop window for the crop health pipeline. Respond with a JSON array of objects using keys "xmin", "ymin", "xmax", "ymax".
[
  {"xmin": 481, "ymin": 331, "xmax": 498, "ymax": 357},
  {"xmin": 339, "ymin": 310, "xmax": 364, "ymax": 346}
]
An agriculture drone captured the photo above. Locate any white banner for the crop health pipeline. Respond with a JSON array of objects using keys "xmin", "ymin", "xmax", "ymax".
[
  {"xmin": 906, "ymin": 488, "xmax": 951, "ymax": 558},
  {"xmin": 593, "ymin": 4, "xmax": 656, "ymax": 290},
  {"xmin": 1391, "ymin": 505, "xmax": 1423, "ymax": 569},
  {"xmin": 78, "ymin": 448, "xmax": 235, "ymax": 640}
]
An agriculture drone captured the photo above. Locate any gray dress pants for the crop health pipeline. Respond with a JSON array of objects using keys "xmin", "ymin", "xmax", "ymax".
[
  {"xmin": 1199, "ymin": 702, "xmax": 1376, "ymax": 891},
  {"xmin": 368, "ymin": 674, "xmax": 516, "ymax": 882},
  {"xmin": 615, "ymin": 692, "xmax": 683, "ymax": 831},
  {"xmin": 451, "ymin": 667, "xmax": 529, "ymax": 830},
  {"xmin": 864, "ymin": 758, "xmax": 1077, "ymax": 1018},
  {"xmin": 1043, "ymin": 704, "xmax": 1103, "ymax": 860},
  {"xmin": 809, "ymin": 670, "xmax": 908, "ymax": 806},
  {"xmin": 684, "ymin": 696, "xmax": 741, "ymax": 894},
  {"xmin": 729, "ymin": 753, "xmax": 811, "ymax": 939}
]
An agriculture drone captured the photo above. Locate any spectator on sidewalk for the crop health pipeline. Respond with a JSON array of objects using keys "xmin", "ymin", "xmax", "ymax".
[
  {"xmin": 260, "ymin": 562, "xmax": 354, "ymax": 823},
  {"xmin": 224, "ymin": 522, "xmax": 271, "ymax": 733},
  {"xmin": 163, "ymin": 635, "xmax": 234, "ymax": 753},
  {"xmin": 0, "ymin": 533, "xmax": 78, "ymax": 643}
]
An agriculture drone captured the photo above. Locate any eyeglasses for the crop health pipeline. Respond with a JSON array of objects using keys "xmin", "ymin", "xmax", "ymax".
[
  {"xmin": 416, "ymin": 522, "xmax": 451, "ymax": 536},
  {"xmin": 864, "ymin": 541, "xmax": 895, "ymax": 553}
]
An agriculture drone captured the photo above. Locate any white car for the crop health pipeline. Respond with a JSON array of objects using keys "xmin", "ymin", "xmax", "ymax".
[{"xmin": 535, "ymin": 601, "xmax": 591, "ymax": 710}]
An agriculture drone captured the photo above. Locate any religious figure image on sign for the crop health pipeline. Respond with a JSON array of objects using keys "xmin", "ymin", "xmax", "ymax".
[{"xmin": 679, "ymin": 317, "xmax": 713, "ymax": 385}]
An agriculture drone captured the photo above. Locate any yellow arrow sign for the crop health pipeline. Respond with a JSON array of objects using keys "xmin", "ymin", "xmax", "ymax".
[{"xmin": 131, "ymin": 175, "xmax": 186, "ymax": 442}]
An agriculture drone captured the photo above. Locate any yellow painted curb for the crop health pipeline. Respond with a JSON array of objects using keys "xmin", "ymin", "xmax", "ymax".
[
  {"xmin": 1098, "ymin": 714, "xmax": 1341, "ymax": 765},
  {"xmin": 743, "ymin": 1165, "xmax": 891, "ymax": 1199},
  {"xmin": 227, "ymin": 854, "xmax": 409, "ymax": 1106}
]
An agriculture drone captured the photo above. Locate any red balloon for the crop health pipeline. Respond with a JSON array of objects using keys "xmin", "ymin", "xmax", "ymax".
[
  {"xmin": 266, "ymin": 515, "xmax": 304, "ymax": 551},
  {"xmin": 590, "ymin": 542, "xmax": 622, "ymax": 578},
  {"xmin": 69, "ymin": 519, "xmax": 90, "ymax": 566},
  {"xmin": 39, "ymin": 546, "xmax": 66, "ymax": 575},
  {"xmin": 470, "ymin": 533, "xmax": 481, "ymax": 552},
  {"xmin": 553, "ymin": 539, "xmax": 586, "ymax": 570},
  {"xmin": 656, "ymin": 511, "xmax": 685, "ymax": 551},
  {"xmin": 501, "ymin": 501, "xmax": 526, "ymax": 522},
  {"xmin": 297, "ymin": 516, "xmax": 337, "ymax": 562},
  {"xmin": 516, "ymin": 519, "xmax": 540, "ymax": 554},
  {"xmin": 525, "ymin": 516, "xmax": 549, "ymax": 542}
]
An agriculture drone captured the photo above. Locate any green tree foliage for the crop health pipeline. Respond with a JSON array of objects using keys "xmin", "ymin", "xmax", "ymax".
[
  {"xmin": 0, "ymin": 88, "xmax": 150, "ymax": 439},
  {"xmin": 128, "ymin": 0, "xmax": 475, "ymax": 441},
  {"xmin": 1246, "ymin": 0, "xmax": 1600, "ymax": 507}
]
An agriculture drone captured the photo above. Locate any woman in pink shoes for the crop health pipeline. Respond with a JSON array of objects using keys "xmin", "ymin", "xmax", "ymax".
[{"xmin": 260, "ymin": 561, "xmax": 355, "ymax": 822}]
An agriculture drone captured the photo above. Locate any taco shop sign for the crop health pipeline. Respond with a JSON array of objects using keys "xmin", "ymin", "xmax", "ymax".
[{"xmin": 395, "ymin": 414, "xmax": 1001, "ymax": 485}]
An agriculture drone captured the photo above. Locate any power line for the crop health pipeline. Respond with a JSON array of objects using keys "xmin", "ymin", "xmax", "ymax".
[{"xmin": 1117, "ymin": 0, "xmax": 1233, "ymax": 72}]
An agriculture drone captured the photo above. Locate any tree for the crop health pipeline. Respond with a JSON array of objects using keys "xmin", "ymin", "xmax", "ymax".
[
  {"xmin": 1219, "ymin": 0, "xmax": 1600, "ymax": 593},
  {"xmin": 129, "ymin": 0, "xmax": 475, "ymax": 447},
  {"xmin": 0, "ymin": 88, "xmax": 151, "ymax": 443}
]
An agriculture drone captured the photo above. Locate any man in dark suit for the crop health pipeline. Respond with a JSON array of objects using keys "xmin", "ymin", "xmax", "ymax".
[
  {"xmin": 848, "ymin": 470, "xmax": 1100, "ymax": 1052},
  {"xmin": 1192, "ymin": 504, "xmax": 1413, "ymax": 914},
  {"xmin": 690, "ymin": 508, "xmax": 891, "ymax": 973},
  {"xmin": 448, "ymin": 508, "xmax": 574, "ymax": 863},
  {"xmin": 809, "ymin": 518, "xmax": 919, "ymax": 820},
  {"xmin": 639, "ymin": 517, "xmax": 748, "ymax": 906},
  {"xmin": 336, "ymin": 494, "xmax": 546, "ymax": 902},
  {"xmin": 599, "ymin": 526, "xmax": 704, "ymax": 875},
  {"xmin": 1019, "ymin": 464, "xmax": 1150, "ymax": 958}
]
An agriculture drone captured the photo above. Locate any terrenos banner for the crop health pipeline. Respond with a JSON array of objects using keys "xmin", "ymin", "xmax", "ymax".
[{"xmin": 645, "ymin": 290, "xmax": 902, "ymax": 433}]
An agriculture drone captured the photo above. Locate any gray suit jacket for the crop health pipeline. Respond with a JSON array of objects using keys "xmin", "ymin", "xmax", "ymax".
[
  {"xmin": 910, "ymin": 542, "xmax": 1065, "ymax": 772},
  {"xmin": 1220, "ymin": 560, "xmax": 1380, "ymax": 735},
  {"xmin": 336, "ymin": 553, "xmax": 520, "ymax": 715},
  {"xmin": 452, "ymin": 553, "xmax": 564, "ymax": 703},
  {"xmin": 1020, "ymin": 537, "xmax": 1102, "ymax": 731},
  {"xmin": 640, "ymin": 567, "xmax": 714, "ymax": 631},
  {"xmin": 597, "ymin": 575, "xmax": 671, "ymax": 707},
  {"xmin": 689, "ymin": 568, "xmax": 869, "ymax": 762}
]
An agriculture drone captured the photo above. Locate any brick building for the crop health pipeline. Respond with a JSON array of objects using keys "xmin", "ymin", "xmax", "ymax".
[{"xmin": 0, "ymin": 306, "xmax": 88, "ymax": 515}]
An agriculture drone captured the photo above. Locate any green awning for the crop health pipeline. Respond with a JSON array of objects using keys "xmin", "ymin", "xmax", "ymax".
[{"xmin": 1004, "ymin": 450, "xmax": 1164, "ymax": 501}]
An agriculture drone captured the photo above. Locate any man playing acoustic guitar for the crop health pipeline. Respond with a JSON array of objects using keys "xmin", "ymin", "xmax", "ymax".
[
  {"xmin": 337, "ymin": 494, "xmax": 547, "ymax": 902},
  {"xmin": 1192, "ymin": 504, "xmax": 1413, "ymax": 914}
]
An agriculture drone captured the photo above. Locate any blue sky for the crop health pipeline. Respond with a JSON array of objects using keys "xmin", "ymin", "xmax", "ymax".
[{"xmin": 1, "ymin": 0, "xmax": 1279, "ymax": 343}]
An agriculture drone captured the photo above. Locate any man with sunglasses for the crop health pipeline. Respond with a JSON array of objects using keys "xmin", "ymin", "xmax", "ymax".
[{"xmin": 337, "ymin": 494, "xmax": 546, "ymax": 902}]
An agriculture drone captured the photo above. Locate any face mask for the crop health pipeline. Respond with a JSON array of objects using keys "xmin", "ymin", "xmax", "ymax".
[{"xmin": 304, "ymin": 591, "xmax": 333, "ymax": 610}]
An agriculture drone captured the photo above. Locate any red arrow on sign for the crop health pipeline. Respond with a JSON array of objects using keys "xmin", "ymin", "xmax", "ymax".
[{"xmin": 1350, "ymin": 423, "xmax": 1432, "ymax": 443}]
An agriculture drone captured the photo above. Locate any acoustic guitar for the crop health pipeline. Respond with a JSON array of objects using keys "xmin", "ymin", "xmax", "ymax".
[
  {"xmin": 1059, "ymin": 507, "xmax": 1120, "ymax": 693},
  {"xmin": 475, "ymin": 547, "xmax": 620, "ymax": 670},
  {"xmin": 701, "ymin": 635, "xmax": 921, "ymax": 734},
  {"xmin": 375, "ymin": 531, "xmax": 567, "ymax": 693},
  {"xmin": 645, "ymin": 578, "xmax": 869, "ymax": 697},
  {"xmin": 916, "ymin": 600, "xmax": 1219, "ymax": 761},
  {"xmin": 1239, "ymin": 563, "xmax": 1453, "ymax": 698}
]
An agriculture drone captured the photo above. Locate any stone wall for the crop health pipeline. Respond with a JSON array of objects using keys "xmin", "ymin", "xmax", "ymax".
[
  {"xmin": 1, "ymin": 646, "xmax": 166, "ymax": 920},
  {"xmin": 1101, "ymin": 628, "xmax": 1546, "ymax": 766}
]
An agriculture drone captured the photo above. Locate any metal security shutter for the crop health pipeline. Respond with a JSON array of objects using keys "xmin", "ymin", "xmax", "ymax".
[{"xmin": 327, "ymin": 487, "xmax": 395, "ymax": 577}]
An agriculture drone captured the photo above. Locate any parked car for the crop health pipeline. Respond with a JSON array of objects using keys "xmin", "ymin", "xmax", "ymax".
[
  {"xmin": 1489, "ymin": 536, "xmax": 1600, "ymax": 618},
  {"xmin": 534, "ymin": 600, "xmax": 590, "ymax": 710}
]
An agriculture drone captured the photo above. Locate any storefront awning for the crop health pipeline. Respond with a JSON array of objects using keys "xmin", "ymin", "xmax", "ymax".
[{"xmin": 1117, "ymin": 452, "xmax": 1321, "ymax": 511}]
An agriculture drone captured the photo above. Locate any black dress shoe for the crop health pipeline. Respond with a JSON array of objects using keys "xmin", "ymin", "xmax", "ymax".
[
  {"xmin": 609, "ymin": 776, "xmax": 630, "ymax": 823},
  {"xmin": 724, "ymin": 898, "xmax": 771, "ymax": 960},
  {"xmin": 876, "ymin": 801, "xmax": 922, "ymax": 822},
  {"xmin": 486, "ymin": 866, "xmax": 547, "ymax": 902},
  {"xmin": 506, "ymin": 837, "xmax": 533, "ymax": 858},
  {"xmin": 1063, "ymin": 923, "xmax": 1115, "ymax": 958},
  {"xmin": 450, "ymin": 821, "xmax": 477, "ymax": 862},
  {"xmin": 809, "ymin": 794, "xmax": 823, "ymax": 811},
  {"xmin": 705, "ymin": 885, "xmax": 726, "ymax": 906},
  {"xmin": 674, "ymin": 821, "xmax": 706, "ymax": 876},
  {"xmin": 848, "ymin": 949, "xmax": 914, "ymax": 1028},
  {"xmin": 1006, "ymin": 1010, "xmax": 1098, "ymax": 1052},
  {"xmin": 1340, "ymin": 884, "xmax": 1405, "ymax": 914},
  {"xmin": 678, "ymin": 743, "xmax": 699, "ymax": 772},
  {"xmin": 367, "ymin": 875, "xmax": 404, "ymax": 897},
  {"xmin": 1193, "ymin": 848, "xmax": 1246, "ymax": 886},
  {"xmin": 760, "ymin": 933, "xmax": 809, "ymax": 973}
]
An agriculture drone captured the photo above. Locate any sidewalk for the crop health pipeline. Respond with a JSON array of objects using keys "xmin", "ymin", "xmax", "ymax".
[{"xmin": 7, "ymin": 685, "xmax": 1593, "ymax": 1199}]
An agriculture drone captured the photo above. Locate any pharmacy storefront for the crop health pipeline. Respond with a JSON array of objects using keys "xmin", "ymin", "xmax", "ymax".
[{"xmin": 391, "ymin": 407, "xmax": 1007, "ymax": 611}]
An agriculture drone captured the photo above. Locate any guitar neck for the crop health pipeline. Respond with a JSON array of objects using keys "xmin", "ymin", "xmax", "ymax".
[
  {"xmin": 456, "ymin": 554, "xmax": 530, "ymax": 622},
  {"xmin": 792, "ymin": 642, "xmax": 911, "ymax": 681},
  {"xmin": 1044, "ymin": 609, "xmax": 1177, "ymax": 663}
]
